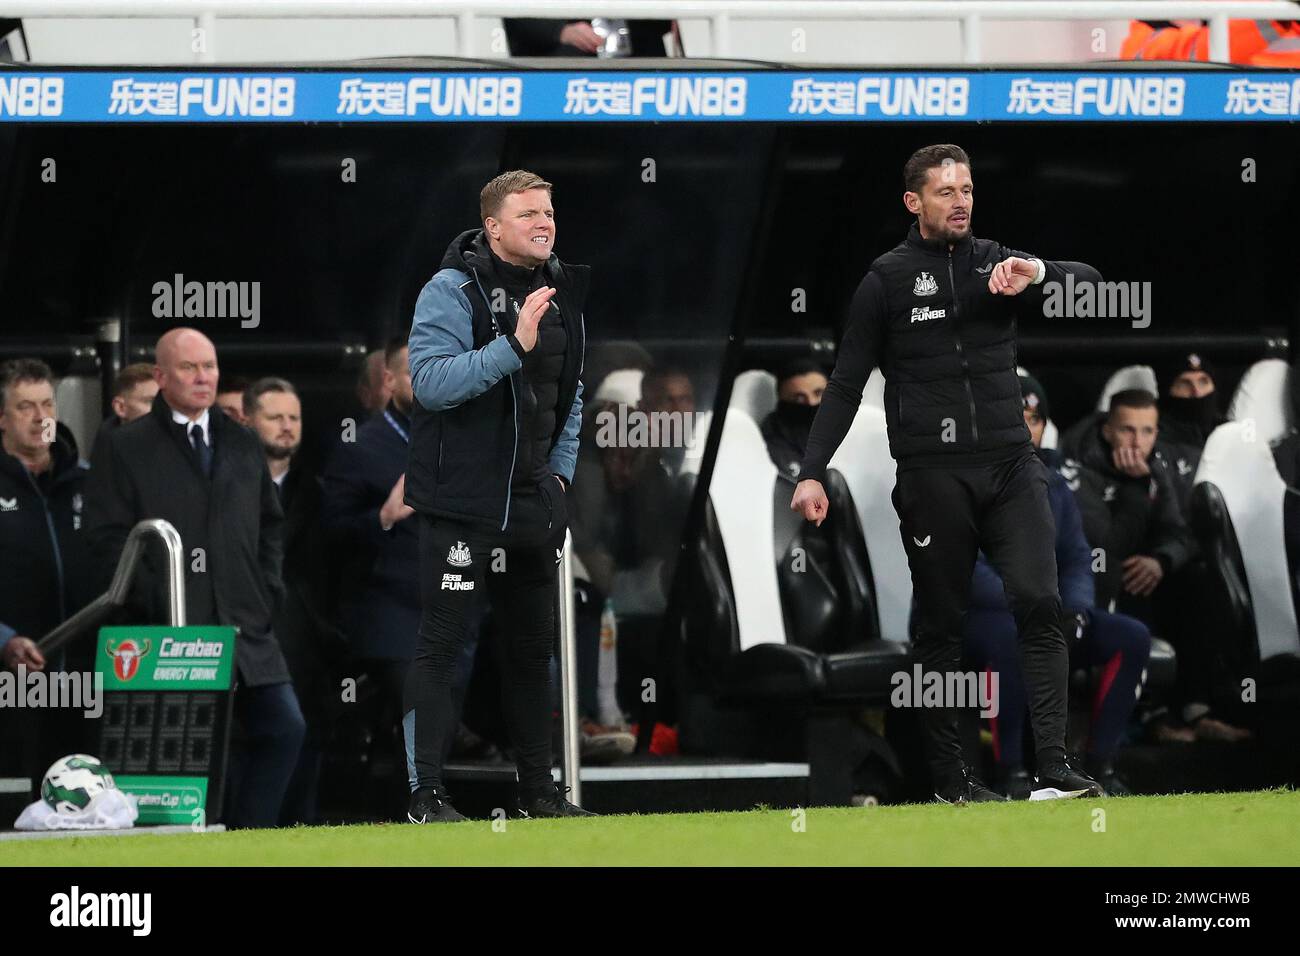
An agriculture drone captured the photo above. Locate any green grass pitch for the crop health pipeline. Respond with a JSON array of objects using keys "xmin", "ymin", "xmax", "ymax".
[{"xmin": 5, "ymin": 789, "xmax": 1295, "ymax": 866}]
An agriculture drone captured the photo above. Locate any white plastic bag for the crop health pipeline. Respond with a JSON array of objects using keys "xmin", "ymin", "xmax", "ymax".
[{"xmin": 14, "ymin": 787, "xmax": 139, "ymax": 831}]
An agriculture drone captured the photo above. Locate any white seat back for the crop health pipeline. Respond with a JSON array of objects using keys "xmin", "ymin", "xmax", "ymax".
[
  {"xmin": 1227, "ymin": 358, "xmax": 1293, "ymax": 446},
  {"xmin": 1097, "ymin": 364, "xmax": 1158, "ymax": 412},
  {"xmin": 864, "ymin": 368, "xmax": 887, "ymax": 411},
  {"xmin": 731, "ymin": 369, "xmax": 778, "ymax": 424},
  {"xmin": 827, "ymin": 405, "xmax": 912, "ymax": 643},
  {"xmin": 1194, "ymin": 422, "xmax": 1300, "ymax": 661},
  {"xmin": 709, "ymin": 409, "xmax": 787, "ymax": 650}
]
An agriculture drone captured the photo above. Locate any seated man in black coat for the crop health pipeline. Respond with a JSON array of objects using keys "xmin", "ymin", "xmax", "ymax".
[
  {"xmin": 1065, "ymin": 388, "xmax": 1247, "ymax": 743},
  {"xmin": 85, "ymin": 327, "xmax": 306, "ymax": 828},
  {"xmin": 761, "ymin": 358, "xmax": 830, "ymax": 480}
]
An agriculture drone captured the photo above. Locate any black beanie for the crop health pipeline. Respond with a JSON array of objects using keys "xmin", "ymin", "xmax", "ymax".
[
  {"xmin": 1019, "ymin": 371, "xmax": 1050, "ymax": 422},
  {"xmin": 1158, "ymin": 351, "xmax": 1217, "ymax": 394},
  {"xmin": 774, "ymin": 356, "xmax": 830, "ymax": 385}
]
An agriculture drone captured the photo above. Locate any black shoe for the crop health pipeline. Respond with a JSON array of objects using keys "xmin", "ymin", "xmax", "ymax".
[
  {"xmin": 997, "ymin": 767, "xmax": 1033, "ymax": 801},
  {"xmin": 935, "ymin": 767, "xmax": 1008, "ymax": 804},
  {"xmin": 516, "ymin": 785, "xmax": 598, "ymax": 818},
  {"xmin": 1031, "ymin": 758, "xmax": 1106, "ymax": 800},
  {"xmin": 407, "ymin": 786, "xmax": 467, "ymax": 823}
]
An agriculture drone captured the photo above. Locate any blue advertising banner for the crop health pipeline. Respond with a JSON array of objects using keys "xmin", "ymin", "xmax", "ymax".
[{"xmin": 0, "ymin": 69, "xmax": 1298, "ymax": 123}]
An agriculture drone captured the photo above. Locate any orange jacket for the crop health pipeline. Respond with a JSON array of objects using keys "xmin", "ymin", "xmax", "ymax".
[
  {"xmin": 1249, "ymin": 33, "xmax": 1300, "ymax": 65},
  {"xmin": 1120, "ymin": 19, "xmax": 1297, "ymax": 63}
]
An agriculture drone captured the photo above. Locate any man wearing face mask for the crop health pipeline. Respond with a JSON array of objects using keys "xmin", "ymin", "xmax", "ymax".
[
  {"xmin": 1156, "ymin": 353, "xmax": 1225, "ymax": 514},
  {"xmin": 761, "ymin": 359, "xmax": 829, "ymax": 479},
  {"xmin": 1159, "ymin": 353, "xmax": 1224, "ymax": 447}
]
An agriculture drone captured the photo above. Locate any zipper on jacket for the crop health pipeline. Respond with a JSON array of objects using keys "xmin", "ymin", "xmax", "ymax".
[
  {"xmin": 25, "ymin": 470, "xmax": 67, "ymax": 623},
  {"xmin": 471, "ymin": 266, "xmax": 518, "ymax": 531},
  {"xmin": 947, "ymin": 251, "xmax": 979, "ymax": 443}
]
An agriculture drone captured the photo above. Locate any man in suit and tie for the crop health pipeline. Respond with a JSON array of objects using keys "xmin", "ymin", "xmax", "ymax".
[{"xmin": 85, "ymin": 327, "xmax": 305, "ymax": 828}]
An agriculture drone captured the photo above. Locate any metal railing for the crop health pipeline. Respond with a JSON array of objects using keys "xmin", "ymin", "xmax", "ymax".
[
  {"xmin": 3, "ymin": 1, "xmax": 1299, "ymax": 64},
  {"xmin": 31, "ymin": 516, "xmax": 587, "ymax": 804},
  {"xmin": 556, "ymin": 529, "xmax": 582, "ymax": 805},
  {"xmin": 37, "ymin": 518, "xmax": 186, "ymax": 656}
]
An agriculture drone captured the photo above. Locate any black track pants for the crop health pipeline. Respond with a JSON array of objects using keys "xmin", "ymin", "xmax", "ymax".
[
  {"xmin": 404, "ymin": 480, "xmax": 568, "ymax": 795},
  {"xmin": 892, "ymin": 451, "xmax": 1068, "ymax": 789}
]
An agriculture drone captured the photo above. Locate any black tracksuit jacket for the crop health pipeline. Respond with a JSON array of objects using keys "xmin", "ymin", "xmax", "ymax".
[
  {"xmin": 0, "ymin": 425, "xmax": 94, "ymax": 657},
  {"xmin": 799, "ymin": 222, "xmax": 1102, "ymax": 481}
]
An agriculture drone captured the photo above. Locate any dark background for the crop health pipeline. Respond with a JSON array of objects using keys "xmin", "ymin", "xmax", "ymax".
[{"xmin": 0, "ymin": 121, "xmax": 1294, "ymax": 448}]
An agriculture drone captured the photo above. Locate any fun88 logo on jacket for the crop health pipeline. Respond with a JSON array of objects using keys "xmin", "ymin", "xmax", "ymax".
[{"xmin": 0, "ymin": 76, "xmax": 63, "ymax": 117}]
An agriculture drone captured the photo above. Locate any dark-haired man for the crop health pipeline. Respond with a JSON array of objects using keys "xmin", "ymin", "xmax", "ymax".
[
  {"xmin": 216, "ymin": 376, "xmax": 250, "ymax": 425},
  {"xmin": 246, "ymin": 377, "xmax": 339, "ymax": 824},
  {"xmin": 0, "ymin": 359, "xmax": 93, "ymax": 674},
  {"xmin": 91, "ymin": 363, "xmax": 160, "ymax": 458},
  {"xmin": 1060, "ymin": 354, "xmax": 1220, "ymax": 517},
  {"xmin": 355, "ymin": 350, "xmax": 392, "ymax": 418},
  {"xmin": 0, "ymin": 358, "xmax": 96, "ymax": 786},
  {"xmin": 1065, "ymin": 389, "xmax": 1247, "ymax": 743},
  {"xmin": 1065, "ymin": 390, "xmax": 1192, "ymax": 608},
  {"xmin": 323, "ymin": 338, "xmax": 458, "ymax": 815},
  {"xmin": 791, "ymin": 144, "xmax": 1107, "ymax": 802}
]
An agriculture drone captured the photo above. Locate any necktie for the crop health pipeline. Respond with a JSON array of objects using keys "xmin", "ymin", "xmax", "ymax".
[{"xmin": 189, "ymin": 423, "xmax": 212, "ymax": 477}]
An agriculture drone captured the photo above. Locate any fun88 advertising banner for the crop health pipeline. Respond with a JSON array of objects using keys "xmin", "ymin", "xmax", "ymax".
[{"xmin": 1, "ymin": 70, "xmax": 1299, "ymax": 123}]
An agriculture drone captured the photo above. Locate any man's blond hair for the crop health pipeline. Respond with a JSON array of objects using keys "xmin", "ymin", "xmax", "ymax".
[{"xmin": 480, "ymin": 169, "xmax": 553, "ymax": 225}]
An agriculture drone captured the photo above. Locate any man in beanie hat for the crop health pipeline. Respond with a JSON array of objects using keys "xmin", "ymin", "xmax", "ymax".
[
  {"xmin": 761, "ymin": 358, "xmax": 830, "ymax": 479},
  {"xmin": 1158, "ymin": 352, "xmax": 1224, "ymax": 451},
  {"xmin": 1018, "ymin": 372, "xmax": 1051, "ymax": 435}
]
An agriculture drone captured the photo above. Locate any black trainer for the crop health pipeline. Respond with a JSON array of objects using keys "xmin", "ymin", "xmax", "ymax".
[
  {"xmin": 935, "ymin": 767, "xmax": 1008, "ymax": 805},
  {"xmin": 516, "ymin": 785, "xmax": 598, "ymax": 818},
  {"xmin": 407, "ymin": 786, "xmax": 467, "ymax": 823},
  {"xmin": 1030, "ymin": 758, "xmax": 1106, "ymax": 800}
]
